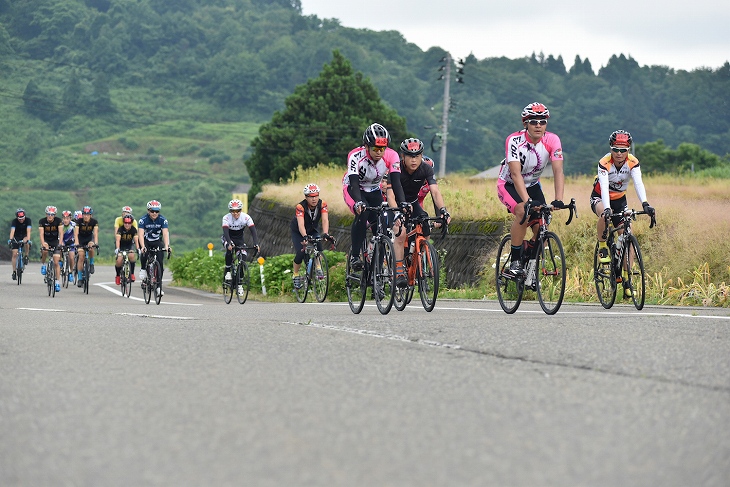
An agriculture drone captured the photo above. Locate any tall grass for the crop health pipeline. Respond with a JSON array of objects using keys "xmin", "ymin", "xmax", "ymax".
[{"xmin": 263, "ymin": 166, "xmax": 730, "ymax": 307}]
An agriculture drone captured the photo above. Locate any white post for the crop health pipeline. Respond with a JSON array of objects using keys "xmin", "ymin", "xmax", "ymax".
[{"xmin": 257, "ymin": 256, "xmax": 266, "ymax": 296}]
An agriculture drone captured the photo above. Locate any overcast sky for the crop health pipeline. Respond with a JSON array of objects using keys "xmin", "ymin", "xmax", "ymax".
[{"xmin": 301, "ymin": 0, "xmax": 729, "ymax": 72}]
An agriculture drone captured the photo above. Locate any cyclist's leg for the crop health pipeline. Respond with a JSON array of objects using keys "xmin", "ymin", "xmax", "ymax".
[{"xmin": 291, "ymin": 228, "xmax": 306, "ymax": 288}]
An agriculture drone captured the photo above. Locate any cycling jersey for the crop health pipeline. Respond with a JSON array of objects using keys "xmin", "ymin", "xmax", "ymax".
[
  {"xmin": 38, "ymin": 217, "xmax": 62, "ymax": 246},
  {"xmin": 400, "ymin": 159, "xmax": 437, "ymax": 203},
  {"xmin": 593, "ymin": 153, "xmax": 647, "ymax": 210},
  {"xmin": 117, "ymin": 225, "xmax": 137, "ymax": 250},
  {"xmin": 290, "ymin": 199, "xmax": 328, "ymax": 235},
  {"xmin": 221, "ymin": 212, "xmax": 258, "ymax": 249},
  {"xmin": 138, "ymin": 214, "xmax": 168, "ymax": 243},
  {"xmin": 499, "ymin": 130, "xmax": 563, "ymax": 187},
  {"xmin": 342, "ymin": 146, "xmax": 401, "ymax": 193},
  {"xmin": 10, "ymin": 217, "xmax": 32, "ymax": 241},
  {"xmin": 114, "ymin": 216, "xmax": 138, "ymax": 231},
  {"xmin": 61, "ymin": 221, "xmax": 76, "ymax": 245}
]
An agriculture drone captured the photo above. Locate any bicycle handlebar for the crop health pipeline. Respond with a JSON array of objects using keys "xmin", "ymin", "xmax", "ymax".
[{"xmin": 520, "ymin": 198, "xmax": 578, "ymax": 226}]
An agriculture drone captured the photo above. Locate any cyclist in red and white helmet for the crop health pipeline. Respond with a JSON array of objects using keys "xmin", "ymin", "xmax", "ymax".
[
  {"xmin": 290, "ymin": 183, "xmax": 332, "ymax": 289},
  {"xmin": 60, "ymin": 210, "xmax": 77, "ymax": 284},
  {"xmin": 497, "ymin": 102, "xmax": 565, "ymax": 274},
  {"xmin": 138, "ymin": 200, "xmax": 171, "ymax": 293},
  {"xmin": 221, "ymin": 199, "xmax": 260, "ymax": 288},
  {"xmin": 114, "ymin": 205, "xmax": 137, "ymax": 240},
  {"xmin": 38, "ymin": 205, "xmax": 63, "ymax": 292},
  {"xmin": 591, "ymin": 130, "xmax": 655, "ymax": 297},
  {"xmin": 342, "ymin": 123, "xmax": 408, "ymax": 271},
  {"xmin": 115, "ymin": 214, "xmax": 140, "ymax": 285},
  {"xmin": 74, "ymin": 205, "xmax": 99, "ymax": 283},
  {"xmin": 9, "ymin": 208, "xmax": 32, "ymax": 281}
]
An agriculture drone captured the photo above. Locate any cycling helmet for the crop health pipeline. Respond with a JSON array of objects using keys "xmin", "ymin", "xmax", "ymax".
[
  {"xmin": 609, "ymin": 130, "xmax": 632, "ymax": 147},
  {"xmin": 303, "ymin": 183, "xmax": 320, "ymax": 196},
  {"xmin": 362, "ymin": 123, "xmax": 391, "ymax": 147},
  {"xmin": 400, "ymin": 138, "xmax": 424, "ymax": 156},
  {"xmin": 62, "ymin": 210, "xmax": 72, "ymax": 218},
  {"xmin": 82, "ymin": 205, "xmax": 93, "ymax": 215},
  {"xmin": 228, "ymin": 199, "xmax": 243, "ymax": 211},
  {"xmin": 45, "ymin": 205, "xmax": 57, "ymax": 216},
  {"xmin": 16, "ymin": 208, "xmax": 26, "ymax": 218},
  {"xmin": 521, "ymin": 102, "xmax": 550, "ymax": 122},
  {"xmin": 122, "ymin": 205, "xmax": 133, "ymax": 215},
  {"xmin": 122, "ymin": 215, "xmax": 134, "ymax": 223},
  {"xmin": 73, "ymin": 210, "xmax": 82, "ymax": 220},
  {"xmin": 147, "ymin": 200, "xmax": 161, "ymax": 211}
]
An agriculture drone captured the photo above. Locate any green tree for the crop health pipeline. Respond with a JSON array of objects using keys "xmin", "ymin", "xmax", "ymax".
[{"xmin": 245, "ymin": 50, "xmax": 409, "ymax": 194}]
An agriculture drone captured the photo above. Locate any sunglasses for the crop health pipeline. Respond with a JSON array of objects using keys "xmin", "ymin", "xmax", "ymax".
[
  {"xmin": 526, "ymin": 119, "xmax": 548, "ymax": 126},
  {"xmin": 149, "ymin": 210, "xmax": 159, "ymax": 213},
  {"xmin": 230, "ymin": 210, "xmax": 241, "ymax": 213},
  {"xmin": 611, "ymin": 147, "xmax": 629, "ymax": 153},
  {"xmin": 370, "ymin": 146, "xmax": 387, "ymax": 153}
]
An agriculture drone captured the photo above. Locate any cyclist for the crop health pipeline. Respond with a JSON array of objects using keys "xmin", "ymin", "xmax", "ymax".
[
  {"xmin": 343, "ymin": 122, "xmax": 408, "ymax": 271},
  {"xmin": 73, "ymin": 210, "xmax": 82, "ymax": 222},
  {"xmin": 590, "ymin": 130, "xmax": 655, "ymax": 296},
  {"xmin": 497, "ymin": 102, "xmax": 565, "ymax": 274},
  {"xmin": 38, "ymin": 205, "xmax": 63, "ymax": 292},
  {"xmin": 291, "ymin": 183, "xmax": 331, "ymax": 289},
  {"xmin": 60, "ymin": 210, "xmax": 76, "ymax": 284},
  {"xmin": 8, "ymin": 208, "xmax": 32, "ymax": 281},
  {"xmin": 115, "ymin": 214, "xmax": 139, "ymax": 285},
  {"xmin": 113, "ymin": 205, "xmax": 137, "ymax": 240},
  {"xmin": 74, "ymin": 205, "xmax": 99, "ymax": 286},
  {"xmin": 138, "ymin": 200, "xmax": 171, "ymax": 294},
  {"xmin": 222, "ymin": 199, "xmax": 260, "ymax": 290},
  {"xmin": 387, "ymin": 138, "xmax": 451, "ymax": 287}
]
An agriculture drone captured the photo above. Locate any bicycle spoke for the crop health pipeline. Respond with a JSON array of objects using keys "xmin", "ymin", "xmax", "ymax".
[
  {"xmin": 594, "ymin": 241, "xmax": 616, "ymax": 309},
  {"xmin": 495, "ymin": 235, "xmax": 523, "ymax": 314},
  {"xmin": 417, "ymin": 241, "xmax": 439, "ymax": 312},
  {"xmin": 536, "ymin": 232, "xmax": 566, "ymax": 315},
  {"xmin": 346, "ymin": 249, "xmax": 366, "ymax": 314}
]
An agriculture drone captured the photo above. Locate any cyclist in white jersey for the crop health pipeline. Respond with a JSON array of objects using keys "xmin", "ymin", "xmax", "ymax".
[
  {"xmin": 342, "ymin": 123, "xmax": 408, "ymax": 270},
  {"xmin": 497, "ymin": 102, "xmax": 565, "ymax": 274},
  {"xmin": 222, "ymin": 199, "xmax": 260, "ymax": 284}
]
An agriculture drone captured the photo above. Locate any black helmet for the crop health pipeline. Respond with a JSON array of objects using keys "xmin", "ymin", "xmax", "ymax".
[
  {"xmin": 400, "ymin": 138, "xmax": 424, "ymax": 156},
  {"xmin": 362, "ymin": 123, "xmax": 391, "ymax": 147}
]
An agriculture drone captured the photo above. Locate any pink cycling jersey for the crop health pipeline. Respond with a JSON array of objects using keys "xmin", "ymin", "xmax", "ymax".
[
  {"xmin": 342, "ymin": 146, "xmax": 401, "ymax": 192},
  {"xmin": 499, "ymin": 130, "xmax": 563, "ymax": 187}
]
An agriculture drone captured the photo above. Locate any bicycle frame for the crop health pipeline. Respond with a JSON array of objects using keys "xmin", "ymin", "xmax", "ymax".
[
  {"xmin": 223, "ymin": 245, "xmax": 257, "ymax": 305},
  {"xmin": 295, "ymin": 236, "xmax": 332, "ymax": 303}
]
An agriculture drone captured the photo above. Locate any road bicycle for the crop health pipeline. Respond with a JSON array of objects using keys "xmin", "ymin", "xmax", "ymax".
[
  {"xmin": 60, "ymin": 244, "xmax": 74, "ymax": 288},
  {"xmin": 495, "ymin": 198, "xmax": 577, "ymax": 315},
  {"xmin": 9, "ymin": 239, "xmax": 31, "ymax": 285},
  {"xmin": 294, "ymin": 235, "xmax": 335, "ymax": 303},
  {"xmin": 594, "ymin": 208, "xmax": 656, "ymax": 310},
  {"xmin": 142, "ymin": 246, "xmax": 169, "ymax": 305},
  {"xmin": 76, "ymin": 244, "xmax": 100, "ymax": 294},
  {"xmin": 118, "ymin": 249, "xmax": 135, "ymax": 298},
  {"xmin": 42, "ymin": 245, "xmax": 62, "ymax": 297},
  {"xmin": 393, "ymin": 213, "xmax": 447, "ymax": 312},
  {"xmin": 346, "ymin": 202, "xmax": 398, "ymax": 315},
  {"xmin": 223, "ymin": 245, "xmax": 258, "ymax": 305}
]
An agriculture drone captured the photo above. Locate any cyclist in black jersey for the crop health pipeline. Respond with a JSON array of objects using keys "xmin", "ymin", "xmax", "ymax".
[
  {"xmin": 9, "ymin": 208, "xmax": 32, "ymax": 281},
  {"xmin": 38, "ymin": 205, "xmax": 63, "ymax": 292},
  {"xmin": 115, "ymin": 214, "xmax": 140, "ymax": 285},
  {"xmin": 290, "ymin": 183, "xmax": 331, "ymax": 289}
]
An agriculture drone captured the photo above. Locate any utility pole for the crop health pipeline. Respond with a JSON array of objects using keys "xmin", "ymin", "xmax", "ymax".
[{"xmin": 438, "ymin": 53, "xmax": 451, "ymax": 178}]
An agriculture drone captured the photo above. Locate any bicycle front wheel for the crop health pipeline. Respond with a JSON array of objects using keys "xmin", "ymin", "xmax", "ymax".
[
  {"xmin": 536, "ymin": 232, "xmax": 566, "ymax": 315},
  {"xmin": 237, "ymin": 261, "xmax": 250, "ymax": 304},
  {"xmin": 593, "ymin": 242, "xmax": 616, "ymax": 309},
  {"xmin": 346, "ymin": 249, "xmax": 367, "ymax": 314},
  {"xmin": 83, "ymin": 260, "xmax": 90, "ymax": 294},
  {"xmin": 153, "ymin": 261, "xmax": 163, "ymax": 305},
  {"xmin": 624, "ymin": 235, "xmax": 646, "ymax": 310},
  {"xmin": 312, "ymin": 252, "xmax": 329, "ymax": 303},
  {"xmin": 373, "ymin": 237, "xmax": 395, "ymax": 315},
  {"xmin": 223, "ymin": 269, "xmax": 234, "ymax": 304},
  {"xmin": 61, "ymin": 259, "xmax": 68, "ymax": 288},
  {"xmin": 417, "ymin": 240, "xmax": 439, "ymax": 312},
  {"xmin": 294, "ymin": 257, "xmax": 309, "ymax": 303},
  {"xmin": 122, "ymin": 262, "xmax": 132, "ymax": 298},
  {"xmin": 144, "ymin": 274, "xmax": 152, "ymax": 304},
  {"xmin": 495, "ymin": 235, "xmax": 524, "ymax": 314}
]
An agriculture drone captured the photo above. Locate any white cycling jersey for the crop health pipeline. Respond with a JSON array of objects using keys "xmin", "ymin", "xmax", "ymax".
[
  {"xmin": 342, "ymin": 146, "xmax": 401, "ymax": 192},
  {"xmin": 222, "ymin": 212, "xmax": 254, "ymax": 240}
]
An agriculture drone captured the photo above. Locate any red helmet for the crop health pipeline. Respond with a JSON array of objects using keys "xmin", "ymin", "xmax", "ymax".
[
  {"xmin": 521, "ymin": 102, "xmax": 550, "ymax": 122},
  {"xmin": 122, "ymin": 215, "xmax": 134, "ymax": 224},
  {"xmin": 62, "ymin": 210, "xmax": 72, "ymax": 218},
  {"xmin": 45, "ymin": 205, "xmax": 57, "ymax": 216},
  {"xmin": 609, "ymin": 130, "xmax": 632, "ymax": 147},
  {"xmin": 16, "ymin": 208, "xmax": 26, "ymax": 218},
  {"xmin": 147, "ymin": 200, "xmax": 161, "ymax": 211},
  {"xmin": 122, "ymin": 205, "xmax": 133, "ymax": 215},
  {"xmin": 82, "ymin": 205, "xmax": 93, "ymax": 215}
]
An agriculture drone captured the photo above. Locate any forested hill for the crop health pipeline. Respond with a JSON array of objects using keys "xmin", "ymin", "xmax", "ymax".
[{"xmin": 1, "ymin": 0, "xmax": 729, "ymax": 177}]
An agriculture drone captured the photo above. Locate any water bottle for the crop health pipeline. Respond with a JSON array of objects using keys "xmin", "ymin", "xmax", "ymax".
[
  {"xmin": 307, "ymin": 258, "xmax": 313, "ymax": 274},
  {"xmin": 524, "ymin": 259, "xmax": 537, "ymax": 286},
  {"xmin": 408, "ymin": 240, "xmax": 415, "ymax": 255},
  {"xmin": 365, "ymin": 238, "xmax": 374, "ymax": 263}
]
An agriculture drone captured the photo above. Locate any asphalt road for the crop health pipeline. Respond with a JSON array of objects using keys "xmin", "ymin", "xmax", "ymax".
[{"xmin": 1, "ymin": 264, "xmax": 729, "ymax": 486}]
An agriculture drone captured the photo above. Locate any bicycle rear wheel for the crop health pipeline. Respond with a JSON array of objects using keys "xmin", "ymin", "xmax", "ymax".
[
  {"xmin": 624, "ymin": 235, "xmax": 646, "ymax": 310},
  {"xmin": 237, "ymin": 261, "xmax": 250, "ymax": 304},
  {"xmin": 346, "ymin": 249, "xmax": 367, "ymax": 314},
  {"xmin": 593, "ymin": 242, "xmax": 616, "ymax": 309},
  {"xmin": 373, "ymin": 237, "xmax": 395, "ymax": 315},
  {"xmin": 417, "ymin": 240, "xmax": 439, "ymax": 312},
  {"xmin": 294, "ymin": 256, "xmax": 309, "ymax": 303},
  {"xmin": 536, "ymin": 232, "xmax": 566, "ymax": 315},
  {"xmin": 312, "ymin": 252, "xmax": 329, "ymax": 303},
  {"xmin": 153, "ymin": 260, "xmax": 163, "ymax": 305},
  {"xmin": 16, "ymin": 261, "xmax": 23, "ymax": 285},
  {"xmin": 495, "ymin": 234, "xmax": 524, "ymax": 314},
  {"xmin": 122, "ymin": 261, "xmax": 132, "ymax": 297}
]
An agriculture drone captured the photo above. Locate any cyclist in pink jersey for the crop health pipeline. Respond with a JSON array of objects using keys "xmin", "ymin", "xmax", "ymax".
[
  {"xmin": 590, "ymin": 130, "xmax": 655, "ymax": 269},
  {"xmin": 343, "ymin": 123, "xmax": 408, "ymax": 272},
  {"xmin": 497, "ymin": 102, "xmax": 565, "ymax": 274}
]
